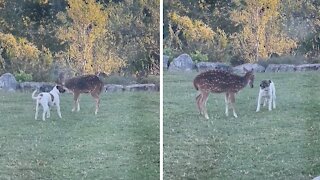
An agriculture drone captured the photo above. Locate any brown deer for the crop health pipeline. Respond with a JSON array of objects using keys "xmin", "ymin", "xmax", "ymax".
[
  {"xmin": 193, "ymin": 68, "xmax": 254, "ymax": 119},
  {"xmin": 62, "ymin": 72, "xmax": 105, "ymax": 115}
]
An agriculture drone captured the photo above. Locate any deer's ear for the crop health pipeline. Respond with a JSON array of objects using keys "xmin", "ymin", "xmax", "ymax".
[
  {"xmin": 55, "ymin": 79, "xmax": 65, "ymax": 86},
  {"xmin": 243, "ymin": 67, "xmax": 248, "ymax": 72}
]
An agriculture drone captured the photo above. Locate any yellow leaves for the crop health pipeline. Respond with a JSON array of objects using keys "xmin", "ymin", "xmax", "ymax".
[
  {"xmin": 229, "ymin": 0, "xmax": 297, "ymax": 62},
  {"xmin": 169, "ymin": 12, "xmax": 214, "ymax": 42},
  {"xmin": 57, "ymin": 0, "xmax": 113, "ymax": 74},
  {"xmin": 0, "ymin": 32, "xmax": 40, "ymax": 60}
]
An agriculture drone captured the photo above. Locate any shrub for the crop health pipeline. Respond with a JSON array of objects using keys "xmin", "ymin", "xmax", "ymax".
[
  {"xmin": 14, "ymin": 71, "xmax": 33, "ymax": 82},
  {"xmin": 190, "ymin": 50, "xmax": 209, "ymax": 63}
]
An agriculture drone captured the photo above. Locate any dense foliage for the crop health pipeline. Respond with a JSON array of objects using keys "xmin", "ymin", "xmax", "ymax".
[
  {"xmin": 0, "ymin": 0, "xmax": 159, "ymax": 81},
  {"xmin": 164, "ymin": 0, "xmax": 320, "ymax": 64}
]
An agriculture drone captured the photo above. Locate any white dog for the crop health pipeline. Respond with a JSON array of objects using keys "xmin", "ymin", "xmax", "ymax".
[
  {"xmin": 256, "ymin": 80, "xmax": 276, "ymax": 112},
  {"xmin": 32, "ymin": 85, "xmax": 66, "ymax": 121}
]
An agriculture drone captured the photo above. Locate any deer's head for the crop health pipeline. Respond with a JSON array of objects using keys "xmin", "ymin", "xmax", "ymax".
[{"xmin": 244, "ymin": 67, "xmax": 254, "ymax": 88}]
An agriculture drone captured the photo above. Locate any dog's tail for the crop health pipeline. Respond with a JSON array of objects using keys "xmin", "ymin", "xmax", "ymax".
[{"xmin": 31, "ymin": 90, "xmax": 38, "ymax": 100}]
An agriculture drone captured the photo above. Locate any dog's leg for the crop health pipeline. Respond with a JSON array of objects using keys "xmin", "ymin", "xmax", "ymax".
[
  {"xmin": 263, "ymin": 97, "xmax": 267, "ymax": 107},
  {"xmin": 57, "ymin": 104, "xmax": 62, "ymax": 118},
  {"xmin": 35, "ymin": 102, "xmax": 39, "ymax": 120},
  {"xmin": 47, "ymin": 108, "xmax": 50, "ymax": 118},
  {"xmin": 42, "ymin": 104, "xmax": 49, "ymax": 121},
  {"xmin": 268, "ymin": 91, "xmax": 272, "ymax": 111},
  {"xmin": 272, "ymin": 89, "xmax": 276, "ymax": 109},
  {"xmin": 256, "ymin": 91, "xmax": 261, "ymax": 112}
]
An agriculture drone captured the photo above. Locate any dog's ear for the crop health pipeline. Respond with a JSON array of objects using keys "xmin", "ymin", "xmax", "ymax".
[
  {"xmin": 56, "ymin": 72, "xmax": 66, "ymax": 85},
  {"xmin": 269, "ymin": 80, "xmax": 271, "ymax": 83}
]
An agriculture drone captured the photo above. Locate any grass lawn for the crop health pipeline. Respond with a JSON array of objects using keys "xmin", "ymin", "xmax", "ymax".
[
  {"xmin": 164, "ymin": 71, "xmax": 320, "ymax": 179},
  {"xmin": 0, "ymin": 91, "xmax": 159, "ymax": 179}
]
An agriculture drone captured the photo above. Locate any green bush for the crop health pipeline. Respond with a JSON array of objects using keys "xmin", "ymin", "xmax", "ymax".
[
  {"xmin": 14, "ymin": 71, "xmax": 33, "ymax": 82},
  {"xmin": 190, "ymin": 50, "xmax": 208, "ymax": 63}
]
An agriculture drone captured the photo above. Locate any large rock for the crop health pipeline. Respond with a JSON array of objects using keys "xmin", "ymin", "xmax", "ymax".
[
  {"xmin": 196, "ymin": 62, "xmax": 232, "ymax": 72},
  {"xmin": 313, "ymin": 176, "xmax": 320, "ymax": 180},
  {"xmin": 168, "ymin": 54, "xmax": 195, "ymax": 71},
  {"xmin": 17, "ymin": 82, "xmax": 54, "ymax": 92},
  {"xmin": 39, "ymin": 84, "xmax": 55, "ymax": 92},
  {"xmin": 233, "ymin": 63, "xmax": 266, "ymax": 73},
  {"xmin": 295, "ymin": 64, "xmax": 320, "ymax": 71},
  {"xmin": 163, "ymin": 55, "xmax": 169, "ymax": 70},
  {"xmin": 105, "ymin": 84, "xmax": 124, "ymax": 93},
  {"xmin": 0, "ymin": 73, "xmax": 18, "ymax": 91},
  {"xmin": 125, "ymin": 84, "xmax": 158, "ymax": 92},
  {"xmin": 265, "ymin": 64, "xmax": 296, "ymax": 72}
]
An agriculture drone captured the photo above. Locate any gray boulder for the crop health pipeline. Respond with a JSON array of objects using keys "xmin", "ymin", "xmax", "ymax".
[
  {"xmin": 0, "ymin": 73, "xmax": 18, "ymax": 91},
  {"xmin": 233, "ymin": 63, "xmax": 265, "ymax": 73},
  {"xmin": 163, "ymin": 55, "xmax": 169, "ymax": 70},
  {"xmin": 105, "ymin": 84, "xmax": 124, "ymax": 93},
  {"xmin": 39, "ymin": 84, "xmax": 55, "ymax": 92},
  {"xmin": 168, "ymin": 54, "xmax": 195, "ymax": 71},
  {"xmin": 295, "ymin": 64, "xmax": 320, "ymax": 71},
  {"xmin": 125, "ymin": 84, "xmax": 157, "ymax": 92},
  {"xmin": 265, "ymin": 64, "xmax": 296, "ymax": 72},
  {"xmin": 196, "ymin": 62, "xmax": 232, "ymax": 72},
  {"xmin": 313, "ymin": 176, "xmax": 320, "ymax": 180}
]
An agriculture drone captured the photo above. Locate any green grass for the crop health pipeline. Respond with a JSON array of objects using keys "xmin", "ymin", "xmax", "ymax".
[
  {"xmin": 164, "ymin": 71, "xmax": 320, "ymax": 179},
  {"xmin": 0, "ymin": 91, "xmax": 159, "ymax": 179}
]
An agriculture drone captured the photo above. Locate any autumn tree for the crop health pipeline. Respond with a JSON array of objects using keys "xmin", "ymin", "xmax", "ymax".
[
  {"xmin": 230, "ymin": 0, "xmax": 297, "ymax": 62},
  {"xmin": 105, "ymin": 0, "xmax": 160, "ymax": 75},
  {"xmin": 56, "ymin": 0, "xmax": 125, "ymax": 75}
]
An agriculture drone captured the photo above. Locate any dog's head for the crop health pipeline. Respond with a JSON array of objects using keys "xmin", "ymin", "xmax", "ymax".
[
  {"xmin": 260, "ymin": 80, "xmax": 271, "ymax": 89},
  {"xmin": 55, "ymin": 85, "xmax": 66, "ymax": 93}
]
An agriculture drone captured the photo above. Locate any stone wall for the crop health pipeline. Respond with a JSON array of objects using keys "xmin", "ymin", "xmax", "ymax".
[{"xmin": 0, "ymin": 73, "xmax": 159, "ymax": 93}]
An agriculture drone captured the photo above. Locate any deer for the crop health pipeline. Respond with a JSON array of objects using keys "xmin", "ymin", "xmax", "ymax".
[
  {"xmin": 193, "ymin": 68, "xmax": 255, "ymax": 119},
  {"xmin": 60, "ymin": 72, "xmax": 106, "ymax": 115}
]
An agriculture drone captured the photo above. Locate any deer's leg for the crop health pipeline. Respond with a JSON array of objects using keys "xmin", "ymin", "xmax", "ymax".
[
  {"xmin": 91, "ymin": 92, "xmax": 100, "ymax": 115},
  {"xmin": 201, "ymin": 92, "xmax": 209, "ymax": 119},
  {"xmin": 72, "ymin": 92, "xmax": 80, "ymax": 112},
  {"xmin": 229, "ymin": 93, "xmax": 238, "ymax": 118},
  {"xmin": 196, "ymin": 93, "xmax": 203, "ymax": 115},
  {"xmin": 225, "ymin": 93, "xmax": 229, "ymax": 116}
]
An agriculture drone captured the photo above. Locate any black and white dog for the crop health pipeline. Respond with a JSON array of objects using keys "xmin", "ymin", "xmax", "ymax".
[
  {"xmin": 256, "ymin": 80, "xmax": 276, "ymax": 112},
  {"xmin": 32, "ymin": 85, "xmax": 66, "ymax": 121}
]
